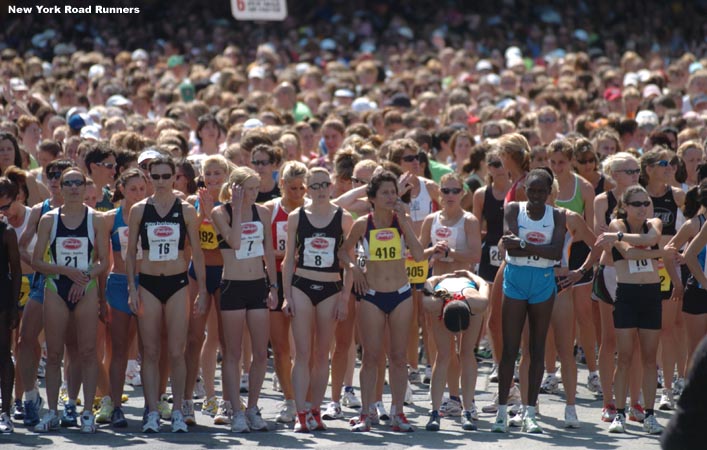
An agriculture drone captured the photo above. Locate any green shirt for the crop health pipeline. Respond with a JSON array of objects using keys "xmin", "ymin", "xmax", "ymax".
[
  {"xmin": 428, "ymin": 159, "xmax": 454, "ymax": 183},
  {"xmin": 293, "ymin": 102, "xmax": 313, "ymax": 123}
]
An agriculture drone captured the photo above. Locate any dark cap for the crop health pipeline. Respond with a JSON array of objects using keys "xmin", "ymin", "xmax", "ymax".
[
  {"xmin": 386, "ymin": 92, "xmax": 412, "ymax": 109},
  {"xmin": 443, "ymin": 300, "xmax": 471, "ymax": 332}
]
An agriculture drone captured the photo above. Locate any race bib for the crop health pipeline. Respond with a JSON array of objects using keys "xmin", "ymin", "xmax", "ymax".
[
  {"xmin": 628, "ymin": 258, "xmax": 654, "ymax": 274},
  {"xmin": 657, "ymin": 261, "xmax": 671, "ymax": 292},
  {"xmin": 369, "ymin": 228, "xmax": 402, "ymax": 261},
  {"xmin": 275, "ymin": 221, "xmax": 288, "ymax": 253},
  {"xmin": 507, "ymin": 254, "xmax": 554, "ymax": 268},
  {"xmin": 235, "ymin": 221, "xmax": 264, "ymax": 260},
  {"xmin": 303, "ymin": 236, "xmax": 335, "ymax": 268},
  {"xmin": 405, "ymin": 252, "xmax": 428, "ymax": 283},
  {"xmin": 489, "ymin": 245, "xmax": 503, "ymax": 267},
  {"xmin": 19, "ymin": 275, "xmax": 30, "ymax": 307},
  {"xmin": 409, "ymin": 197, "xmax": 432, "ymax": 222},
  {"xmin": 56, "ymin": 237, "xmax": 90, "ymax": 270},
  {"xmin": 117, "ymin": 226, "xmax": 142, "ymax": 260},
  {"xmin": 432, "ymin": 225, "xmax": 457, "ymax": 262},
  {"xmin": 355, "ymin": 243, "xmax": 367, "ymax": 269},
  {"xmin": 147, "ymin": 223, "xmax": 179, "ymax": 261},
  {"xmin": 199, "ymin": 221, "xmax": 218, "ymax": 250}
]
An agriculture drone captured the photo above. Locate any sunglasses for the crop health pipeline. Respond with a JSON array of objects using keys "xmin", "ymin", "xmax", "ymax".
[
  {"xmin": 46, "ymin": 171, "xmax": 62, "ymax": 180},
  {"xmin": 538, "ymin": 116, "xmax": 557, "ymax": 124},
  {"xmin": 61, "ymin": 179, "xmax": 85, "ymax": 188},
  {"xmin": 308, "ymin": 181, "xmax": 332, "ymax": 190},
  {"xmin": 150, "ymin": 173, "xmax": 173, "ymax": 180},
  {"xmin": 441, "ymin": 187, "xmax": 463, "ymax": 195},
  {"xmin": 487, "ymin": 160, "xmax": 503, "ymax": 168},
  {"xmin": 618, "ymin": 168, "xmax": 641, "ymax": 175},
  {"xmin": 626, "ymin": 200, "xmax": 651, "ymax": 207},
  {"xmin": 576, "ymin": 158, "xmax": 596, "ymax": 165},
  {"xmin": 251, "ymin": 159, "xmax": 271, "ymax": 167},
  {"xmin": 401, "ymin": 154, "xmax": 420, "ymax": 163},
  {"xmin": 651, "ymin": 160, "xmax": 670, "ymax": 167},
  {"xmin": 96, "ymin": 162, "xmax": 116, "ymax": 169}
]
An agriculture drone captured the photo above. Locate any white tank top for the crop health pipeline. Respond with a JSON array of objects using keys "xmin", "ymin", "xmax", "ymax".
[
  {"xmin": 430, "ymin": 210, "xmax": 471, "ymax": 262},
  {"xmin": 506, "ymin": 202, "xmax": 556, "ymax": 268},
  {"xmin": 409, "ymin": 177, "xmax": 434, "ymax": 222},
  {"xmin": 9, "ymin": 206, "xmax": 37, "ymax": 255}
]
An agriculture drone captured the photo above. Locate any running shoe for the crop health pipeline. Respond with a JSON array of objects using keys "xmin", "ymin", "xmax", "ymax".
[
  {"xmin": 482, "ymin": 393, "xmax": 499, "ymax": 414},
  {"xmin": 23, "ymin": 393, "xmax": 43, "ymax": 427},
  {"xmin": 193, "ymin": 376, "xmax": 206, "ymax": 400},
  {"xmin": 11, "ymin": 400, "xmax": 24, "ymax": 421},
  {"xmin": 322, "ymin": 401, "xmax": 343, "ymax": 420},
  {"xmin": 245, "ymin": 406, "xmax": 268, "ymax": 431},
  {"xmin": 368, "ymin": 404, "xmax": 380, "ymax": 425},
  {"xmin": 61, "ymin": 403, "xmax": 78, "ymax": 427},
  {"xmin": 564, "ymin": 404, "xmax": 580, "ymax": 428},
  {"xmin": 342, "ymin": 388, "xmax": 362, "ymax": 409},
  {"xmin": 601, "ymin": 404, "xmax": 617, "ymax": 423},
  {"xmin": 629, "ymin": 404, "xmax": 645, "ymax": 423},
  {"xmin": 182, "ymin": 399, "xmax": 196, "ymax": 426},
  {"xmin": 522, "ymin": 410, "xmax": 543, "ymax": 434},
  {"xmin": 350, "ymin": 414, "xmax": 370, "ymax": 432},
  {"xmin": 467, "ymin": 401, "xmax": 479, "ymax": 420},
  {"xmin": 425, "ymin": 410, "xmax": 440, "ymax": 431},
  {"xmin": 391, "ymin": 412, "xmax": 414, "ymax": 432},
  {"xmin": 0, "ymin": 413, "xmax": 14, "ymax": 434},
  {"xmin": 293, "ymin": 411, "xmax": 309, "ymax": 433},
  {"xmin": 643, "ymin": 414, "xmax": 664, "ymax": 435},
  {"xmin": 461, "ymin": 410, "xmax": 477, "ymax": 431},
  {"xmin": 142, "ymin": 411, "xmax": 160, "ymax": 433},
  {"xmin": 202, "ymin": 396, "xmax": 218, "ymax": 417},
  {"xmin": 214, "ymin": 400, "xmax": 233, "ymax": 425},
  {"xmin": 423, "ymin": 365, "xmax": 432, "ymax": 384},
  {"xmin": 375, "ymin": 401, "xmax": 389, "ymax": 421},
  {"xmin": 157, "ymin": 394, "xmax": 171, "ymax": 420},
  {"xmin": 673, "ymin": 377, "xmax": 685, "ymax": 397},
  {"xmin": 240, "ymin": 373, "xmax": 249, "ymax": 394},
  {"xmin": 231, "ymin": 410, "xmax": 250, "ymax": 433},
  {"xmin": 575, "ymin": 346, "xmax": 586, "ymax": 365},
  {"xmin": 34, "ymin": 410, "xmax": 60, "ymax": 433},
  {"xmin": 111, "ymin": 407, "xmax": 128, "ymax": 428},
  {"xmin": 308, "ymin": 409, "xmax": 326, "ymax": 431},
  {"xmin": 587, "ymin": 373, "xmax": 602, "ymax": 395},
  {"xmin": 491, "ymin": 410, "xmax": 508, "ymax": 433},
  {"xmin": 125, "ymin": 359, "xmax": 142, "ymax": 386},
  {"xmin": 80, "ymin": 411, "xmax": 97, "ymax": 434},
  {"xmin": 659, "ymin": 389, "xmax": 675, "ymax": 410},
  {"xmin": 171, "ymin": 410, "xmax": 188, "ymax": 433},
  {"xmin": 404, "ymin": 382, "xmax": 414, "ymax": 406},
  {"xmin": 608, "ymin": 413, "xmax": 625, "ymax": 433},
  {"xmin": 540, "ymin": 372, "xmax": 560, "ymax": 394},
  {"xmin": 95, "ymin": 396, "xmax": 114, "ymax": 424},
  {"xmin": 408, "ymin": 368, "xmax": 421, "ymax": 384},
  {"xmin": 59, "ymin": 384, "xmax": 70, "ymax": 405},
  {"xmin": 276, "ymin": 399, "xmax": 296, "ymax": 423},
  {"xmin": 440, "ymin": 397, "xmax": 462, "ymax": 417},
  {"xmin": 272, "ymin": 373, "xmax": 281, "ymax": 392},
  {"xmin": 509, "ymin": 406, "xmax": 524, "ymax": 428}
]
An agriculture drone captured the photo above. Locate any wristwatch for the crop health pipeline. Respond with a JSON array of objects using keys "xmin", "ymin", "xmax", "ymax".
[
  {"xmin": 617, "ymin": 232, "xmax": 624, "ymax": 242},
  {"xmin": 519, "ymin": 239, "xmax": 527, "ymax": 249}
]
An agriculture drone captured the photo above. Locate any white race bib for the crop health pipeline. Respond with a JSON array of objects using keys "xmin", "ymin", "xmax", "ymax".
[
  {"xmin": 147, "ymin": 223, "xmax": 179, "ymax": 261},
  {"xmin": 56, "ymin": 237, "xmax": 90, "ymax": 270},
  {"xmin": 303, "ymin": 236, "xmax": 335, "ymax": 268},
  {"xmin": 489, "ymin": 245, "xmax": 503, "ymax": 267},
  {"xmin": 275, "ymin": 221, "xmax": 288, "ymax": 253},
  {"xmin": 235, "ymin": 222, "xmax": 264, "ymax": 259},
  {"xmin": 432, "ymin": 225, "xmax": 457, "ymax": 262},
  {"xmin": 629, "ymin": 259, "xmax": 654, "ymax": 274},
  {"xmin": 118, "ymin": 226, "xmax": 142, "ymax": 260}
]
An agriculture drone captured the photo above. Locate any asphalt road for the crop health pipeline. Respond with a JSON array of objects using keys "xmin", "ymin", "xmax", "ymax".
[{"xmin": 1, "ymin": 358, "xmax": 666, "ymax": 450}]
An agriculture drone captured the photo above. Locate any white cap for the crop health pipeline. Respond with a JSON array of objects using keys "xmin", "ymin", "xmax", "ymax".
[
  {"xmin": 352, "ymin": 97, "xmax": 377, "ymax": 113},
  {"xmin": 623, "ymin": 72, "xmax": 639, "ymax": 87},
  {"xmin": 80, "ymin": 125, "xmax": 101, "ymax": 141},
  {"xmin": 482, "ymin": 74, "xmax": 501, "ymax": 86},
  {"xmin": 9, "ymin": 77, "xmax": 28, "ymax": 91},
  {"xmin": 636, "ymin": 110, "xmax": 659, "ymax": 128},
  {"xmin": 334, "ymin": 88, "xmax": 355, "ymax": 98},
  {"xmin": 88, "ymin": 64, "xmax": 105, "ymax": 80},
  {"xmin": 131, "ymin": 49, "xmax": 148, "ymax": 61},
  {"xmin": 248, "ymin": 66, "xmax": 265, "ymax": 79},
  {"xmin": 138, "ymin": 149, "xmax": 161, "ymax": 164},
  {"xmin": 243, "ymin": 118, "xmax": 264, "ymax": 129},
  {"xmin": 106, "ymin": 95, "xmax": 132, "ymax": 107},
  {"xmin": 637, "ymin": 69, "xmax": 652, "ymax": 83},
  {"xmin": 476, "ymin": 59, "xmax": 493, "ymax": 72},
  {"xmin": 505, "ymin": 46, "xmax": 522, "ymax": 61}
]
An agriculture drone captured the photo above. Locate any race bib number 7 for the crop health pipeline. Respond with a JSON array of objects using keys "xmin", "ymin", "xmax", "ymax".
[
  {"xmin": 369, "ymin": 228, "xmax": 402, "ymax": 261},
  {"xmin": 235, "ymin": 221, "xmax": 264, "ymax": 260}
]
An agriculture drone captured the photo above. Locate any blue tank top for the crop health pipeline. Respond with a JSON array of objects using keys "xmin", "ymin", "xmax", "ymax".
[{"xmin": 110, "ymin": 206, "xmax": 127, "ymax": 252}]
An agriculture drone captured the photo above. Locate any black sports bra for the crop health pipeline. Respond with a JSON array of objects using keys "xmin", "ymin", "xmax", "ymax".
[{"xmin": 611, "ymin": 219, "xmax": 659, "ymax": 261}]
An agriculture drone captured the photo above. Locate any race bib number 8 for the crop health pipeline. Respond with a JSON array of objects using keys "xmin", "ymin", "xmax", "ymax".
[
  {"xmin": 199, "ymin": 221, "xmax": 218, "ymax": 250},
  {"xmin": 235, "ymin": 221, "xmax": 264, "ymax": 260},
  {"xmin": 56, "ymin": 237, "xmax": 90, "ymax": 270},
  {"xmin": 629, "ymin": 259, "xmax": 654, "ymax": 274},
  {"xmin": 369, "ymin": 228, "xmax": 402, "ymax": 262},
  {"xmin": 147, "ymin": 223, "xmax": 179, "ymax": 261},
  {"xmin": 489, "ymin": 245, "xmax": 503, "ymax": 267},
  {"xmin": 303, "ymin": 236, "xmax": 335, "ymax": 268}
]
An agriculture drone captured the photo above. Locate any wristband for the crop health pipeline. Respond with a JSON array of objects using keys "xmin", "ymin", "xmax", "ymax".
[{"xmin": 269, "ymin": 282, "xmax": 279, "ymax": 289}]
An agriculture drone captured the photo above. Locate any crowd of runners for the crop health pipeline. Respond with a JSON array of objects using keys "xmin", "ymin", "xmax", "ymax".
[{"xmin": 0, "ymin": 3, "xmax": 706, "ymax": 446}]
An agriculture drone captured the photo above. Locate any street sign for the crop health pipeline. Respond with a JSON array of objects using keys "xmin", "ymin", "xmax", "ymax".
[{"xmin": 231, "ymin": 0, "xmax": 288, "ymax": 21}]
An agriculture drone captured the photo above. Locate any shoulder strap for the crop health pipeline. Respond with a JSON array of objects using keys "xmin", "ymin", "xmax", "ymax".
[
  {"xmin": 87, "ymin": 207, "xmax": 95, "ymax": 246},
  {"xmin": 48, "ymin": 208, "xmax": 59, "ymax": 243}
]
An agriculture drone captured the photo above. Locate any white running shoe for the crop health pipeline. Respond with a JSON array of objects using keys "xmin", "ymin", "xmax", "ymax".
[
  {"xmin": 643, "ymin": 414, "xmax": 664, "ymax": 435},
  {"xmin": 80, "ymin": 411, "xmax": 97, "ymax": 434},
  {"xmin": 522, "ymin": 410, "xmax": 543, "ymax": 434},
  {"xmin": 171, "ymin": 410, "xmax": 188, "ymax": 433},
  {"xmin": 276, "ymin": 399, "xmax": 296, "ymax": 423},
  {"xmin": 125, "ymin": 359, "xmax": 142, "ymax": 387},
  {"xmin": 404, "ymin": 382, "xmax": 414, "ymax": 406},
  {"xmin": 491, "ymin": 410, "xmax": 508, "ymax": 433},
  {"xmin": 214, "ymin": 400, "xmax": 233, "ymax": 425},
  {"xmin": 231, "ymin": 410, "xmax": 250, "ymax": 433},
  {"xmin": 440, "ymin": 397, "xmax": 462, "ymax": 417},
  {"xmin": 245, "ymin": 406, "xmax": 268, "ymax": 431},
  {"xmin": 202, "ymin": 396, "xmax": 218, "ymax": 417},
  {"xmin": 587, "ymin": 373, "xmax": 603, "ymax": 395},
  {"xmin": 659, "ymin": 389, "xmax": 675, "ymax": 411},
  {"xmin": 182, "ymin": 399, "xmax": 196, "ymax": 426},
  {"xmin": 322, "ymin": 402, "xmax": 343, "ymax": 420},
  {"xmin": 341, "ymin": 389, "xmax": 362, "ymax": 409},
  {"xmin": 142, "ymin": 411, "xmax": 160, "ymax": 433},
  {"xmin": 509, "ymin": 406, "xmax": 524, "ymax": 428},
  {"xmin": 34, "ymin": 410, "xmax": 59, "ymax": 433},
  {"xmin": 467, "ymin": 401, "xmax": 479, "ymax": 421},
  {"xmin": 375, "ymin": 401, "xmax": 389, "ymax": 421},
  {"xmin": 564, "ymin": 404, "xmax": 580, "ymax": 428},
  {"xmin": 0, "ymin": 412, "xmax": 14, "ymax": 434},
  {"xmin": 540, "ymin": 373, "xmax": 560, "ymax": 394},
  {"xmin": 609, "ymin": 413, "xmax": 625, "ymax": 433}
]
